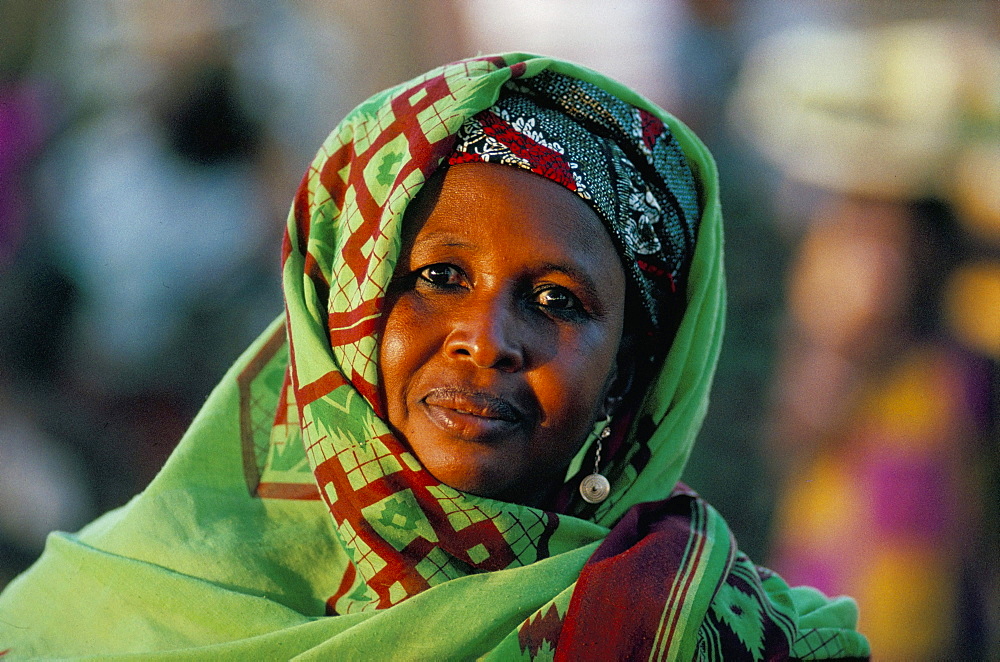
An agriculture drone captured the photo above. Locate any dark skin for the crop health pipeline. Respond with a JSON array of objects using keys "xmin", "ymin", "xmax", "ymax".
[{"xmin": 378, "ymin": 163, "xmax": 632, "ymax": 507}]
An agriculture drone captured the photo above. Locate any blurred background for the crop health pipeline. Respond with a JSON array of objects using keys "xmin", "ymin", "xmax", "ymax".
[{"xmin": 1, "ymin": 0, "xmax": 997, "ymax": 658}]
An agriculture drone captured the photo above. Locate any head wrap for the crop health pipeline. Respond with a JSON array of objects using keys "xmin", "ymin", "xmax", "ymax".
[
  {"xmin": 448, "ymin": 71, "xmax": 700, "ymax": 335},
  {"xmin": 278, "ymin": 56, "xmax": 722, "ymax": 613}
]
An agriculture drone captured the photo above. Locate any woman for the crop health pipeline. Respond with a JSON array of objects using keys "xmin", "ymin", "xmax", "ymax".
[{"xmin": 0, "ymin": 54, "xmax": 869, "ymax": 659}]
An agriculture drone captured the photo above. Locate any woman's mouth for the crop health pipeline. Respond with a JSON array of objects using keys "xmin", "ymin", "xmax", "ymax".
[{"xmin": 421, "ymin": 388, "xmax": 524, "ymax": 441}]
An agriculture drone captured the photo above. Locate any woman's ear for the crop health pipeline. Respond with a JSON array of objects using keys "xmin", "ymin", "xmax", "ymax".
[{"xmin": 603, "ymin": 353, "xmax": 636, "ymax": 418}]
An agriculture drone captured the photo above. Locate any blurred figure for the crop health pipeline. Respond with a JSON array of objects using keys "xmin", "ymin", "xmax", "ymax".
[
  {"xmin": 0, "ymin": 0, "xmax": 95, "ymax": 586},
  {"xmin": 733, "ymin": 18, "xmax": 1000, "ymax": 659},
  {"xmin": 0, "ymin": 0, "xmax": 345, "ymax": 583},
  {"xmin": 33, "ymin": 0, "xmax": 283, "ymax": 512},
  {"xmin": 768, "ymin": 196, "xmax": 990, "ymax": 658}
]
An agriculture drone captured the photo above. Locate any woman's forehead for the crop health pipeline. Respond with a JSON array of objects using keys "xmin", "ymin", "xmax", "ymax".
[
  {"xmin": 405, "ymin": 164, "xmax": 621, "ymax": 271},
  {"xmin": 415, "ymin": 164, "xmax": 601, "ymax": 232}
]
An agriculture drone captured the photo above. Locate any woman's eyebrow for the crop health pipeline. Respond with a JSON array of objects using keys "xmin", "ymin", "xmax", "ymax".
[{"xmin": 413, "ymin": 232, "xmax": 477, "ymax": 250}]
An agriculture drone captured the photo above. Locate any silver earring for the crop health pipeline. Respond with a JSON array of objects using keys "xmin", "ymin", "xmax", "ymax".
[{"xmin": 579, "ymin": 417, "xmax": 612, "ymax": 504}]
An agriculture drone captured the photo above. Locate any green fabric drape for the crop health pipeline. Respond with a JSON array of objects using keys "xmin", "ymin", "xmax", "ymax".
[{"xmin": 0, "ymin": 54, "xmax": 868, "ymax": 660}]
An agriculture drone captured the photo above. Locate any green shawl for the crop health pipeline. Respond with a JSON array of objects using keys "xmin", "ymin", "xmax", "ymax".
[{"xmin": 0, "ymin": 54, "xmax": 869, "ymax": 660}]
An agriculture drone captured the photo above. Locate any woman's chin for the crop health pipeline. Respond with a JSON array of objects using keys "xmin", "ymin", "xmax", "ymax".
[
  {"xmin": 417, "ymin": 453, "xmax": 548, "ymax": 506},
  {"xmin": 421, "ymin": 457, "xmax": 516, "ymax": 500}
]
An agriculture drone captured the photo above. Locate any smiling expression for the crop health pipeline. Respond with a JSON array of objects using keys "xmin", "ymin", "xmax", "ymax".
[{"xmin": 377, "ymin": 163, "xmax": 627, "ymax": 507}]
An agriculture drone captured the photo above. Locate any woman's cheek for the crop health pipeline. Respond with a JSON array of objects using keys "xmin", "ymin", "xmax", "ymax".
[{"xmin": 379, "ymin": 297, "xmax": 422, "ymax": 400}]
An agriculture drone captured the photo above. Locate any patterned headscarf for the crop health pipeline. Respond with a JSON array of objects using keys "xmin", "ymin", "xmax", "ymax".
[
  {"xmin": 274, "ymin": 56, "xmax": 724, "ymax": 614},
  {"xmin": 448, "ymin": 71, "xmax": 701, "ymax": 335}
]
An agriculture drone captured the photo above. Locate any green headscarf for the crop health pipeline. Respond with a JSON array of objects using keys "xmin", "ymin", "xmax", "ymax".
[{"xmin": 0, "ymin": 54, "xmax": 868, "ymax": 660}]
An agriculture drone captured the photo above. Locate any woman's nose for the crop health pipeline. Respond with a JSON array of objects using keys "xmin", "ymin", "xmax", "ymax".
[{"xmin": 444, "ymin": 300, "xmax": 526, "ymax": 372}]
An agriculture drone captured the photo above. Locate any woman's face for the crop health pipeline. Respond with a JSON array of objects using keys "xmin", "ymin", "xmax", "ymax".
[{"xmin": 378, "ymin": 163, "xmax": 627, "ymax": 506}]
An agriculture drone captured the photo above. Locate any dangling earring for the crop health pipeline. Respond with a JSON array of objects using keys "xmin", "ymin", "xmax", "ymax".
[{"xmin": 579, "ymin": 416, "xmax": 612, "ymax": 504}]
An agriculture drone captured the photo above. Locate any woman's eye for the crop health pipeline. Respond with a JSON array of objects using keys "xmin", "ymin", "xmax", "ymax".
[
  {"xmin": 418, "ymin": 264, "xmax": 463, "ymax": 288},
  {"xmin": 535, "ymin": 287, "xmax": 584, "ymax": 314}
]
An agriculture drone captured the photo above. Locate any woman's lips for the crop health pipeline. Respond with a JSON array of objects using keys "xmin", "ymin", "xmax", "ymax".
[{"xmin": 421, "ymin": 387, "xmax": 524, "ymax": 441}]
